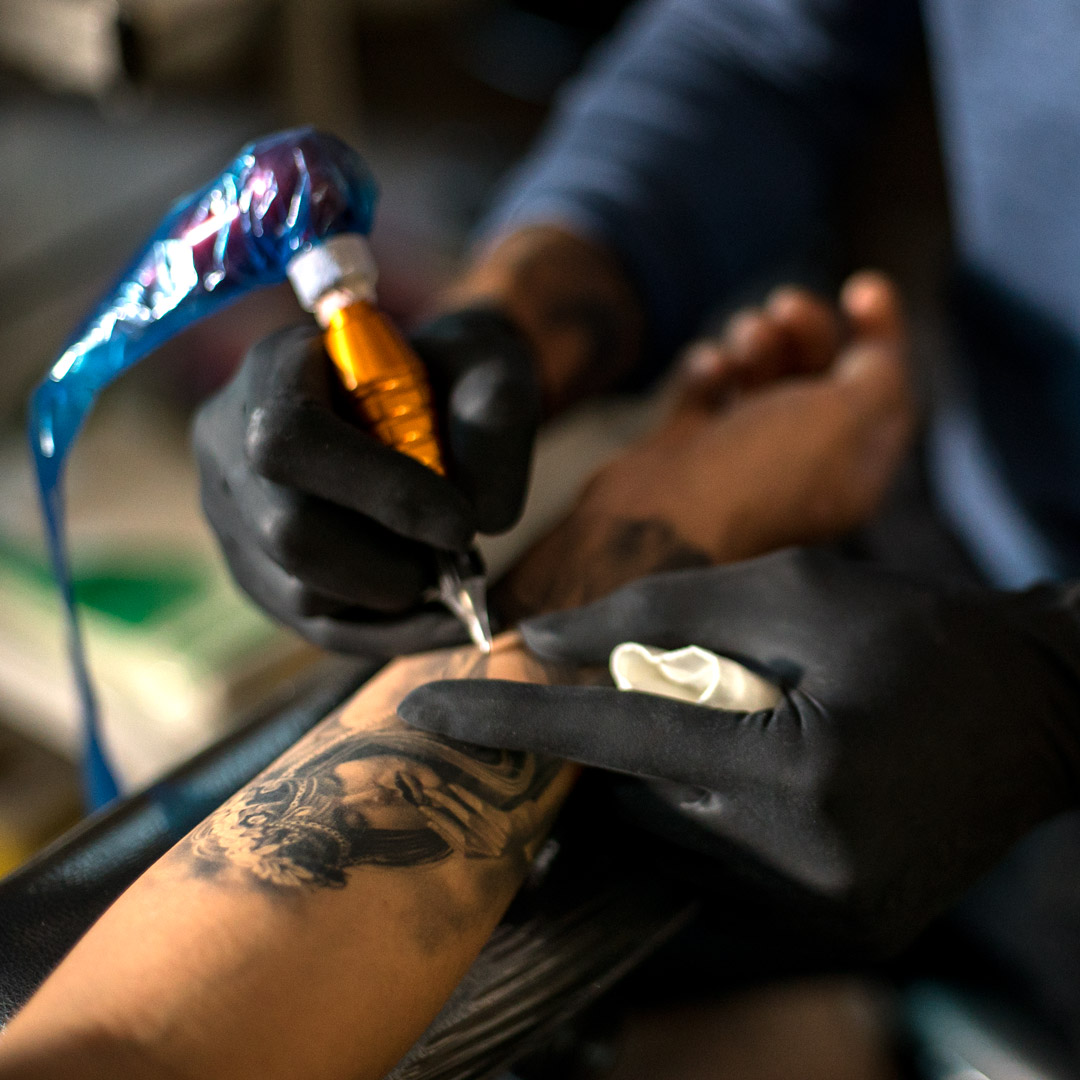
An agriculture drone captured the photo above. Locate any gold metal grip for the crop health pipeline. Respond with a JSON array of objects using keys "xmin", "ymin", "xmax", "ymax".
[{"xmin": 323, "ymin": 300, "xmax": 445, "ymax": 473}]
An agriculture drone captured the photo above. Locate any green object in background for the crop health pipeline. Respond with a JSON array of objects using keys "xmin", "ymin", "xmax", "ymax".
[
  {"xmin": 0, "ymin": 537, "xmax": 203, "ymax": 627},
  {"xmin": 0, "ymin": 528, "xmax": 317, "ymax": 792},
  {"xmin": 73, "ymin": 567, "xmax": 203, "ymax": 627}
]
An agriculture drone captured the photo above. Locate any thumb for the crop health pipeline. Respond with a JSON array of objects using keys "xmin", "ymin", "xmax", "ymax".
[
  {"xmin": 829, "ymin": 271, "xmax": 915, "ymax": 485},
  {"xmin": 833, "ymin": 271, "xmax": 911, "ymax": 420},
  {"xmin": 398, "ymin": 678, "xmax": 780, "ymax": 787},
  {"xmin": 447, "ymin": 357, "xmax": 540, "ymax": 532},
  {"xmin": 414, "ymin": 307, "xmax": 541, "ymax": 534}
]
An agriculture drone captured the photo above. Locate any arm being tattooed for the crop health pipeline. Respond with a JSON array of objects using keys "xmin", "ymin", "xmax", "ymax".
[
  {"xmin": 0, "ymin": 637, "xmax": 588, "ymax": 1080},
  {"xmin": 1, "ymin": 514, "xmax": 698, "ymax": 1080},
  {"xmin": 0, "ymin": 519, "xmax": 701, "ymax": 1080},
  {"xmin": 176, "ymin": 642, "xmax": 570, "ymax": 898},
  {"xmin": 0, "ymin": 554, "xmax": 689, "ymax": 1080}
]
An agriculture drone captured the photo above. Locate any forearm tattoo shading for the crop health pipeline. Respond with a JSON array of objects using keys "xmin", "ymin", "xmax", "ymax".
[
  {"xmin": 173, "ymin": 517, "xmax": 703, "ymax": 893},
  {"xmin": 175, "ymin": 648, "xmax": 562, "ymax": 890}
]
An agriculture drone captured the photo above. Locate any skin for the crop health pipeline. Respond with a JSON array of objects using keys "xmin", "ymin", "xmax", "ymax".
[
  {"xmin": 0, "ymin": 245, "xmax": 914, "ymax": 1080},
  {"xmin": 0, "ymin": 637, "xmax": 581, "ymax": 1080},
  {"xmin": 579, "ymin": 271, "xmax": 913, "ymax": 562}
]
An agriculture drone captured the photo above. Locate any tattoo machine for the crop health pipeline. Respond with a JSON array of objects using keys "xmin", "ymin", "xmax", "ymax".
[
  {"xmin": 28, "ymin": 128, "xmax": 491, "ymax": 808},
  {"xmin": 285, "ymin": 219, "xmax": 493, "ymax": 656}
]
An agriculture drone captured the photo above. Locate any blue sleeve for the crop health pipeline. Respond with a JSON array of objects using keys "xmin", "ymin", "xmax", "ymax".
[{"xmin": 479, "ymin": 0, "xmax": 920, "ymax": 364}]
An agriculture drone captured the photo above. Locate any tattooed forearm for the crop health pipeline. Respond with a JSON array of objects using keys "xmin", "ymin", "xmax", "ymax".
[
  {"xmin": 166, "ymin": 516, "xmax": 702, "ymax": 896},
  {"xmin": 443, "ymin": 226, "xmax": 645, "ymax": 413},
  {"xmin": 169, "ymin": 638, "xmax": 570, "ymax": 893},
  {"xmin": 162, "ymin": 514, "xmax": 703, "ymax": 897},
  {"xmin": 177, "ymin": 518, "xmax": 708, "ymax": 889},
  {"xmin": 180, "ymin": 719, "xmax": 562, "ymax": 889}
]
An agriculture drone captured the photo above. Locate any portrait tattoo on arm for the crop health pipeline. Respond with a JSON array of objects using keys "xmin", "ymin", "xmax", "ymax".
[
  {"xmin": 168, "ymin": 516, "xmax": 704, "ymax": 896},
  {"xmin": 172, "ymin": 643, "xmax": 566, "ymax": 892}
]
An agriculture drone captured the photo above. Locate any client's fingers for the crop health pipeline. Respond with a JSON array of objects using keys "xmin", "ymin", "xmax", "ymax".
[
  {"xmin": 833, "ymin": 273, "xmax": 910, "ymax": 419},
  {"xmin": 765, "ymin": 286, "xmax": 843, "ymax": 375},
  {"xmin": 724, "ymin": 309, "xmax": 787, "ymax": 389},
  {"xmin": 690, "ymin": 287, "xmax": 844, "ymax": 401},
  {"xmin": 667, "ymin": 339, "xmax": 745, "ymax": 418},
  {"xmin": 840, "ymin": 271, "xmax": 906, "ymax": 347},
  {"xmin": 827, "ymin": 273, "xmax": 915, "ymax": 510},
  {"xmin": 671, "ymin": 293, "xmax": 826, "ymax": 415}
]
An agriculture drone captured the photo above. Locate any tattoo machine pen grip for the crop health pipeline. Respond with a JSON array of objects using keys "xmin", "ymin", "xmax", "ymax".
[{"xmin": 287, "ymin": 236, "xmax": 494, "ymax": 653}]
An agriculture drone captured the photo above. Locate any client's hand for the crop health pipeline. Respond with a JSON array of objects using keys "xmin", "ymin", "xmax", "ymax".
[
  {"xmin": 402, "ymin": 551, "xmax": 1080, "ymax": 954},
  {"xmin": 582, "ymin": 271, "xmax": 914, "ymax": 564},
  {"xmin": 491, "ymin": 272, "xmax": 914, "ymax": 623}
]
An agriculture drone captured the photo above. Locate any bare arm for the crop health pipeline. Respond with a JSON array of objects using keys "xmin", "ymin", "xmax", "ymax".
[{"xmin": 0, "ymin": 638, "xmax": 592, "ymax": 1080}]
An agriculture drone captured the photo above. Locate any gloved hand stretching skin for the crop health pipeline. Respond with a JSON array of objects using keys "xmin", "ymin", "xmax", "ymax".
[
  {"xmin": 401, "ymin": 550, "xmax": 1080, "ymax": 954},
  {"xmin": 193, "ymin": 307, "xmax": 540, "ymax": 656}
]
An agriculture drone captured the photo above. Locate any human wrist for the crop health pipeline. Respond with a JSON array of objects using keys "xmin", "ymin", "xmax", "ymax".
[
  {"xmin": 490, "ymin": 501, "xmax": 708, "ymax": 628},
  {"xmin": 577, "ymin": 454, "xmax": 753, "ymax": 567},
  {"xmin": 433, "ymin": 226, "xmax": 645, "ymax": 414}
]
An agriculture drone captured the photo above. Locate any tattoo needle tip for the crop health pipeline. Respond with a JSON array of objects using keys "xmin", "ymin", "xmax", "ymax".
[{"xmin": 431, "ymin": 549, "xmax": 494, "ymax": 654}]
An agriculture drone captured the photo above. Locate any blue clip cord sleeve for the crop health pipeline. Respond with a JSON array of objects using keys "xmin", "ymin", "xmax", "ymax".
[{"xmin": 27, "ymin": 128, "xmax": 378, "ymax": 809}]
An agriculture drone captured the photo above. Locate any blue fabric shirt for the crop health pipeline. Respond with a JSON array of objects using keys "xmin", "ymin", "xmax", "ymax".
[{"xmin": 482, "ymin": 0, "xmax": 1080, "ymax": 587}]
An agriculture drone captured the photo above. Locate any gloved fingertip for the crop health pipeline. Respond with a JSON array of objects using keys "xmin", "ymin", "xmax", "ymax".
[
  {"xmin": 519, "ymin": 611, "xmax": 592, "ymax": 662},
  {"xmin": 397, "ymin": 679, "xmax": 523, "ymax": 746},
  {"xmin": 439, "ymin": 512, "xmax": 480, "ymax": 555},
  {"xmin": 399, "ymin": 678, "xmax": 537, "ymax": 747},
  {"xmin": 397, "ymin": 682, "xmax": 457, "ymax": 734},
  {"xmin": 450, "ymin": 362, "xmax": 540, "ymax": 432},
  {"xmin": 245, "ymin": 323, "xmax": 324, "ymax": 391}
]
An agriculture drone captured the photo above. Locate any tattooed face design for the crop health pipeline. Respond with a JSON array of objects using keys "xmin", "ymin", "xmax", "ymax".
[
  {"xmin": 184, "ymin": 722, "xmax": 562, "ymax": 890},
  {"xmin": 197, "ymin": 775, "xmax": 352, "ymax": 888}
]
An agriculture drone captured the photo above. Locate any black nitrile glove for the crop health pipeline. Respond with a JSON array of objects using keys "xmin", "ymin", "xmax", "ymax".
[
  {"xmin": 400, "ymin": 549, "xmax": 1080, "ymax": 953},
  {"xmin": 193, "ymin": 307, "xmax": 539, "ymax": 656}
]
